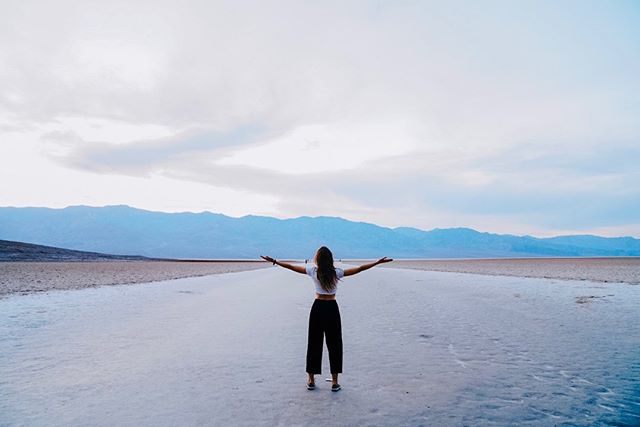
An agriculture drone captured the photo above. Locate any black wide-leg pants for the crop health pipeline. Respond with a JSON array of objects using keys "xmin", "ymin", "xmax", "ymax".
[{"xmin": 306, "ymin": 299, "xmax": 343, "ymax": 374}]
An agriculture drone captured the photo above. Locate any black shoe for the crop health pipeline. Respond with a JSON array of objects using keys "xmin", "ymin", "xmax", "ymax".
[
  {"xmin": 307, "ymin": 382, "xmax": 316, "ymax": 390},
  {"xmin": 331, "ymin": 384, "xmax": 341, "ymax": 392}
]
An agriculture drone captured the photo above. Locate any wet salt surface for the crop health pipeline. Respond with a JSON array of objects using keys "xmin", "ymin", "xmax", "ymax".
[{"xmin": 1, "ymin": 267, "xmax": 639, "ymax": 426}]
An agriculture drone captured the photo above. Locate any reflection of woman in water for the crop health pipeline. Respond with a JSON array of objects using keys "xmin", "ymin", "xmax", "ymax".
[{"xmin": 261, "ymin": 247, "xmax": 392, "ymax": 391}]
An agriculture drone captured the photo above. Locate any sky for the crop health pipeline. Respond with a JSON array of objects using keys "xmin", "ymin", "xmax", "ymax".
[{"xmin": 1, "ymin": 0, "xmax": 639, "ymax": 237}]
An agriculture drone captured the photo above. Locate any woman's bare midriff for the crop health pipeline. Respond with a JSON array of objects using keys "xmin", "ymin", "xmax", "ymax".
[{"xmin": 315, "ymin": 293, "xmax": 336, "ymax": 300}]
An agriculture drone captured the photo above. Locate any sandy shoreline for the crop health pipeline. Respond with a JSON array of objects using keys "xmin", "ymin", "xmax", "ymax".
[
  {"xmin": 0, "ymin": 260, "xmax": 269, "ymax": 297},
  {"xmin": 376, "ymin": 257, "xmax": 640, "ymax": 285}
]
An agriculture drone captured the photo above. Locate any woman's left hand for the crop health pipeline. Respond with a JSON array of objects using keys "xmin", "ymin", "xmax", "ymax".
[
  {"xmin": 261, "ymin": 255, "xmax": 276, "ymax": 264},
  {"xmin": 376, "ymin": 256, "xmax": 393, "ymax": 265}
]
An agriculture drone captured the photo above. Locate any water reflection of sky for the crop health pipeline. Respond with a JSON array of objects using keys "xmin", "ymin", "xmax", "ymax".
[{"xmin": 1, "ymin": 269, "xmax": 639, "ymax": 426}]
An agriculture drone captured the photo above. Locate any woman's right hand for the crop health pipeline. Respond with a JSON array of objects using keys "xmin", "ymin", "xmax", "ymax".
[{"xmin": 376, "ymin": 256, "xmax": 393, "ymax": 265}]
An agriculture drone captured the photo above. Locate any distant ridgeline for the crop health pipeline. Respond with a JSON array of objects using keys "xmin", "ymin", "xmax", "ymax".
[
  {"xmin": 1, "ymin": 205, "xmax": 639, "ymax": 259},
  {"xmin": 0, "ymin": 239, "xmax": 150, "ymax": 262}
]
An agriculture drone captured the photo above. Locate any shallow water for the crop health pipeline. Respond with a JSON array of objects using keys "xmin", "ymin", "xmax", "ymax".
[{"xmin": 1, "ymin": 267, "xmax": 639, "ymax": 426}]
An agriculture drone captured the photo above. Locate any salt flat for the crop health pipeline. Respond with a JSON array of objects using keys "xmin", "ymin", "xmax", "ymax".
[
  {"xmin": 384, "ymin": 257, "xmax": 640, "ymax": 285},
  {"xmin": 1, "ymin": 266, "xmax": 639, "ymax": 426},
  {"xmin": 0, "ymin": 261, "xmax": 268, "ymax": 297}
]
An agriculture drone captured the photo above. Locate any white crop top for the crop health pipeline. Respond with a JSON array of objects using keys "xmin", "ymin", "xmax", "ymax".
[{"xmin": 305, "ymin": 264, "xmax": 345, "ymax": 295}]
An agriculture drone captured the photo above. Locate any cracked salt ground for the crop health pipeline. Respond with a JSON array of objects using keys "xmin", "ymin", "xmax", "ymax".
[{"xmin": 0, "ymin": 266, "xmax": 639, "ymax": 426}]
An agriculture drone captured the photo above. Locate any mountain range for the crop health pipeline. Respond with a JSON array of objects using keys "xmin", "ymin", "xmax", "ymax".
[{"xmin": 1, "ymin": 205, "xmax": 639, "ymax": 259}]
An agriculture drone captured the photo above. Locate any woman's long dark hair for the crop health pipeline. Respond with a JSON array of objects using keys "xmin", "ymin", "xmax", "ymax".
[{"xmin": 315, "ymin": 246, "xmax": 338, "ymax": 292}]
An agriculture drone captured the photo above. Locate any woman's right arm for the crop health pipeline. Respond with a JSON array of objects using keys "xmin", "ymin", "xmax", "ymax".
[
  {"xmin": 261, "ymin": 255, "xmax": 307, "ymax": 274},
  {"xmin": 344, "ymin": 257, "xmax": 393, "ymax": 276}
]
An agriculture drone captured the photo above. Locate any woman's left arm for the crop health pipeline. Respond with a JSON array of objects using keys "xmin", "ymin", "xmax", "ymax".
[
  {"xmin": 261, "ymin": 255, "xmax": 307, "ymax": 274},
  {"xmin": 344, "ymin": 257, "xmax": 393, "ymax": 276}
]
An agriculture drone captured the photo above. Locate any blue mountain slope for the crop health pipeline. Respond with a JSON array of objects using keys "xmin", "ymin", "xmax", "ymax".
[{"xmin": 0, "ymin": 205, "xmax": 638, "ymax": 259}]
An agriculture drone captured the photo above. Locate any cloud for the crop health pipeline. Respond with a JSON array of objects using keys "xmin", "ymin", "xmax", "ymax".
[
  {"xmin": 2, "ymin": 0, "xmax": 640, "ymax": 236},
  {"xmin": 41, "ymin": 124, "xmax": 272, "ymax": 175},
  {"xmin": 47, "ymin": 124, "xmax": 638, "ymax": 233}
]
